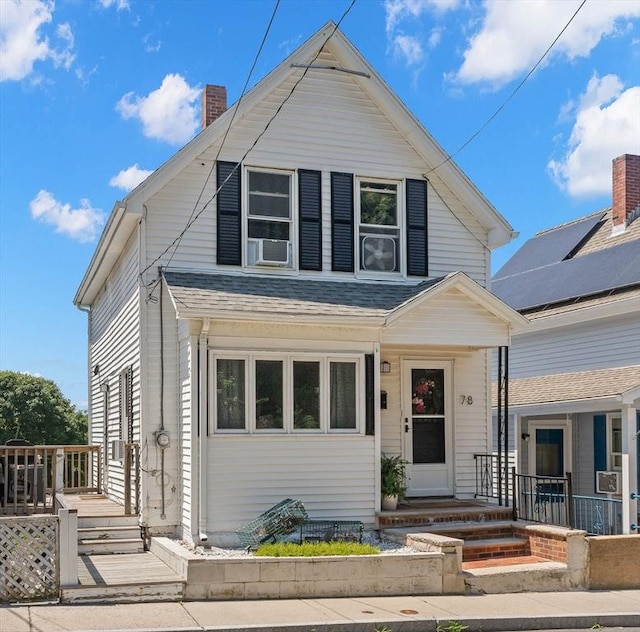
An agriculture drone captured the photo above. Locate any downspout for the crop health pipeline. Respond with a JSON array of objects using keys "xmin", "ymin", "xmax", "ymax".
[{"xmin": 198, "ymin": 318, "xmax": 211, "ymax": 543}]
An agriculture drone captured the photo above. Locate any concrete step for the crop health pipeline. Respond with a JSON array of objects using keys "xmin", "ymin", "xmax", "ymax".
[
  {"xmin": 78, "ymin": 525, "xmax": 141, "ymax": 541},
  {"xmin": 463, "ymin": 561, "xmax": 570, "ymax": 594},
  {"xmin": 78, "ymin": 538, "xmax": 144, "ymax": 555},
  {"xmin": 61, "ymin": 580, "xmax": 184, "ymax": 604},
  {"xmin": 463, "ymin": 536, "xmax": 529, "ymax": 561}
]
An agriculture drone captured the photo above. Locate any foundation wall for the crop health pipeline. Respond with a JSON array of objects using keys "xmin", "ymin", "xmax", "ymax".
[{"xmin": 588, "ymin": 535, "xmax": 640, "ymax": 589}]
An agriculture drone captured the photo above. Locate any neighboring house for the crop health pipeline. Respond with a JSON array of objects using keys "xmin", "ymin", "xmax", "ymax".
[
  {"xmin": 74, "ymin": 22, "xmax": 526, "ymax": 545},
  {"xmin": 492, "ymin": 154, "xmax": 640, "ymax": 534}
]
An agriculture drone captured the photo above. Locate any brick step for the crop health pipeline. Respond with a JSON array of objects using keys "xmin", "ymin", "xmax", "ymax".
[
  {"xmin": 463, "ymin": 537, "xmax": 529, "ymax": 562},
  {"xmin": 78, "ymin": 538, "xmax": 144, "ymax": 555},
  {"xmin": 377, "ymin": 505, "xmax": 512, "ymax": 529},
  {"xmin": 416, "ymin": 520, "xmax": 515, "ymax": 541}
]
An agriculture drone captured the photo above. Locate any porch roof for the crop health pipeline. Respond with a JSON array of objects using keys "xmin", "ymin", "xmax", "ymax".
[
  {"xmin": 163, "ymin": 270, "xmax": 444, "ymax": 322},
  {"xmin": 493, "ymin": 365, "xmax": 640, "ymax": 412},
  {"xmin": 162, "ymin": 271, "xmax": 527, "ymax": 339}
]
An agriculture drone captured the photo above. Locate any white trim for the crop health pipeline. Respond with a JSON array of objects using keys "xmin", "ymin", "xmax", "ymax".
[
  {"xmin": 527, "ymin": 419, "xmax": 572, "ymax": 477},
  {"xmin": 525, "ymin": 295, "xmax": 640, "ymax": 332},
  {"xmin": 210, "ymin": 351, "xmax": 364, "ymax": 435},
  {"xmin": 401, "ymin": 359, "xmax": 454, "ymax": 496}
]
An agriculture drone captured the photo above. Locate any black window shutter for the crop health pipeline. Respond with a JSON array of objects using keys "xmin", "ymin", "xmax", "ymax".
[
  {"xmin": 298, "ymin": 169, "xmax": 322, "ymax": 271},
  {"xmin": 331, "ymin": 172, "xmax": 354, "ymax": 272},
  {"xmin": 593, "ymin": 415, "xmax": 606, "ymax": 492},
  {"xmin": 406, "ymin": 178, "xmax": 428, "ymax": 276},
  {"xmin": 365, "ymin": 354, "xmax": 375, "ymax": 436},
  {"xmin": 216, "ymin": 161, "xmax": 241, "ymax": 266}
]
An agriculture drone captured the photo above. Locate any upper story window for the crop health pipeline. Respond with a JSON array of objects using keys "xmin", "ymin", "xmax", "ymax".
[
  {"xmin": 246, "ymin": 169, "xmax": 293, "ymax": 268},
  {"xmin": 357, "ymin": 179, "xmax": 401, "ymax": 274}
]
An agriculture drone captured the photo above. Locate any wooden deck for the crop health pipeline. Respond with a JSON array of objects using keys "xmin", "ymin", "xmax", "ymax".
[
  {"xmin": 58, "ymin": 493, "xmax": 128, "ymax": 518},
  {"xmin": 77, "ymin": 552, "xmax": 182, "ymax": 586}
]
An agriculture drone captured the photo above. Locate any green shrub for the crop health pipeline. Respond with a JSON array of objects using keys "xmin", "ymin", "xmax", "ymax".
[{"xmin": 254, "ymin": 540, "xmax": 380, "ymax": 557}]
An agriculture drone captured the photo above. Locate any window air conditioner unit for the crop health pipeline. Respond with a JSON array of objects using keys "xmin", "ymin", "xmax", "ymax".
[
  {"xmin": 362, "ymin": 235, "xmax": 397, "ymax": 272},
  {"xmin": 111, "ymin": 439, "xmax": 125, "ymax": 462},
  {"xmin": 256, "ymin": 239, "xmax": 290, "ymax": 266},
  {"xmin": 596, "ymin": 471, "xmax": 620, "ymax": 494}
]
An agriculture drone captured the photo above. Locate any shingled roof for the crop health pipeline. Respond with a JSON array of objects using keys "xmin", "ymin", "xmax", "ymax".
[{"xmin": 163, "ymin": 270, "xmax": 445, "ymax": 320}]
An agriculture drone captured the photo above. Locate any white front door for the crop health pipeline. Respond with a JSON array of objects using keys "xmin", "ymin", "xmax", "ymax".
[{"xmin": 402, "ymin": 361, "xmax": 453, "ymax": 496}]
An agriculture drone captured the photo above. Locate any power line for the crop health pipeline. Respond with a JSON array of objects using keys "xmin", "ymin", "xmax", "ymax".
[
  {"xmin": 424, "ymin": 0, "xmax": 587, "ymax": 176},
  {"xmin": 141, "ymin": 1, "xmax": 356, "ymax": 291},
  {"xmin": 141, "ymin": 0, "xmax": 282, "ymax": 289}
]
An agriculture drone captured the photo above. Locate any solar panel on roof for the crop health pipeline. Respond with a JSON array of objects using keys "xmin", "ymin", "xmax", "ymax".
[
  {"xmin": 492, "ymin": 238, "xmax": 640, "ymax": 310},
  {"xmin": 493, "ymin": 212, "xmax": 605, "ymax": 280}
]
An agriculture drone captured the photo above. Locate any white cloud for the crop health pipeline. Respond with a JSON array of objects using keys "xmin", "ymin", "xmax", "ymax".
[
  {"xmin": 384, "ymin": 0, "xmax": 459, "ymax": 67},
  {"xmin": 548, "ymin": 74, "xmax": 640, "ymax": 197},
  {"xmin": 30, "ymin": 190, "xmax": 105, "ymax": 242},
  {"xmin": 109, "ymin": 164, "xmax": 153, "ymax": 191},
  {"xmin": 456, "ymin": 0, "xmax": 640, "ymax": 87},
  {"xmin": 0, "ymin": 0, "xmax": 75, "ymax": 82},
  {"xmin": 116, "ymin": 74, "xmax": 201, "ymax": 145},
  {"xmin": 392, "ymin": 34, "xmax": 424, "ymax": 65},
  {"xmin": 99, "ymin": 0, "xmax": 130, "ymax": 10}
]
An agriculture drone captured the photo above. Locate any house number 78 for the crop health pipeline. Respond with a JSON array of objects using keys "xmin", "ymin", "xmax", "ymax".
[{"xmin": 460, "ymin": 395, "xmax": 473, "ymax": 405}]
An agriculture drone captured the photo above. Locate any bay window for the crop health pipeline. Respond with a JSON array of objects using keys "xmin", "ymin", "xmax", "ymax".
[{"xmin": 213, "ymin": 354, "xmax": 361, "ymax": 433}]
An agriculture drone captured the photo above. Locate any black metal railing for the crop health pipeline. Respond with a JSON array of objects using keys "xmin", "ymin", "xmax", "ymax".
[
  {"xmin": 474, "ymin": 453, "xmax": 502, "ymax": 502},
  {"xmin": 513, "ymin": 470, "xmax": 573, "ymax": 527}
]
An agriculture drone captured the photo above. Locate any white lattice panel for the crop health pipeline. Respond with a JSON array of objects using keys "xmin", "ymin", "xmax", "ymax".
[{"xmin": 0, "ymin": 516, "xmax": 59, "ymax": 602}]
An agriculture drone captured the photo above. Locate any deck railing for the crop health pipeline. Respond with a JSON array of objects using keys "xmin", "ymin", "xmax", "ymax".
[
  {"xmin": 0, "ymin": 445, "xmax": 101, "ymax": 516},
  {"xmin": 572, "ymin": 494, "xmax": 623, "ymax": 535}
]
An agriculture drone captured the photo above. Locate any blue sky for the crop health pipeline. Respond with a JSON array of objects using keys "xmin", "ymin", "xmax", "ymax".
[{"xmin": 1, "ymin": 0, "xmax": 639, "ymax": 409}]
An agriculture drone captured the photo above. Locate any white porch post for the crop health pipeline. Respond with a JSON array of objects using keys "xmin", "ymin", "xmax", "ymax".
[
  {"xmin": 58, "ymin": 508, "xmax": 78, "ymax": 586},
  {"xmin": 620, "ymin": 403, "xmax": 638, "ymax": 534},
  {"xmin": 197, "ymin": 318, "xmax": 210, "ymax": 542}
]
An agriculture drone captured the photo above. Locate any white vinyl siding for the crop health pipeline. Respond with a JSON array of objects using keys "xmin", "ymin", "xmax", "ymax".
[
  {"xmin": 143, "ymin": 49, "xmax": 488, "ymax": 285},
  {"xmin": 207, "ymin": 435, "xmax": 375, "ymax": 532},
  {"xmin": 508, "ymin": 312, "xmax": 640, "ymax": 379},
  {"xmin": 88, "ymin": 233, "xmax": 140, "ymax": 505},
  {"xmin": 380, "ymin": 347, "xmax": 490, "ymax": 499},
  {"xmin": 383, "ymin": 288, "xmax": 510, "ymax": 347}
]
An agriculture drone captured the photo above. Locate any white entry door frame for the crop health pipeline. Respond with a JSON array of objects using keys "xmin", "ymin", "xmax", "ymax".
[{"xmin": 402, "ymin": 360, "xmax": 454, "ymax": 497}]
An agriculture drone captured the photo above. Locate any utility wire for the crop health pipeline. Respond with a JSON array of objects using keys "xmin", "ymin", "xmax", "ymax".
[
  {"xmin": 142, "ymin": 0, "xmax": 356, "ymax": 291},
  {"xmin": 424, "ymin": 0, "xmax": 587, "ymax": 176},
  {"xmin": 141, "ymin": 0, "xmax": 281, "ymax": 292}
]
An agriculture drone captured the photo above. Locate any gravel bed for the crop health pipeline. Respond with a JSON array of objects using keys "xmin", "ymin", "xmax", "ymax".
[{"xmin": 186, "ymin": 532, "xmax": 420, "ymax": 558}]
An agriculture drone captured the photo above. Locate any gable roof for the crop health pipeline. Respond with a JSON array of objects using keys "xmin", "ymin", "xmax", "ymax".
[
  {"xmin": 75, "ymin": 21, "xmax": 515, "ymax": 307},
  {"xmin": 163, "ymin": 269, "xmax": 528, "ymax": 333},
  {"xmin": 493, "ymin": 208, "xmax": 640, "ymax": 313}
]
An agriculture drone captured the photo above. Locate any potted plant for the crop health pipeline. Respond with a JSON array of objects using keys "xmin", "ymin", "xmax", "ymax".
[{"xmin": 381, "ymin": 453, "xmax": 407, "ymax": 511}]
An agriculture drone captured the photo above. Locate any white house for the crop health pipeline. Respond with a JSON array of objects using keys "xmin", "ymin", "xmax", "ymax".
[
  {"xmin": 74, "ymin": 22, "xmax": 526, "ymax": 545},
  {"xmin": 492, "ymin": 154, "xmax": 640, "ymax": 534}
]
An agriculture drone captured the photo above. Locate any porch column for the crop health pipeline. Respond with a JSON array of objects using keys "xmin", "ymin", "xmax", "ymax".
[
  {"xmin": 197, "ymin": 318, "xmax": 210, "ymax": 542},
  {"xmin": 621, "ymin": 403, "xmax": 638, "ymax": 534}
]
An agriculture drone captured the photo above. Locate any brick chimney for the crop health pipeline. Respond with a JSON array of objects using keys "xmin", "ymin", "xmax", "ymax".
[
  {"xmin": 202, "ymin": 84, "xmax": 227, "ymax": 129},
  {"xmin": 612, "ymin": 154, "xmax": 640, "ymax": 230}
]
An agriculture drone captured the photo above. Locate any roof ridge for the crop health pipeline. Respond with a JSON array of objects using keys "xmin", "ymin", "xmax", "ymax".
[{"xmin": 534, "ymin": 208, "xmax": 608, "ymax": 237}]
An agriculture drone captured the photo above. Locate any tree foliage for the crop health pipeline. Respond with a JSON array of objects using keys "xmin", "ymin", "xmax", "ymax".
[{"xmin": 0, "ymin": 371, "xmax": 87, "ymax": 445}]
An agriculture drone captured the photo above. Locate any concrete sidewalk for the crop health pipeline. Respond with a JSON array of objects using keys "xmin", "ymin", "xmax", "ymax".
[{"xmin": 1, "ymin": 590, "xmax": 639, "ymax": 632}]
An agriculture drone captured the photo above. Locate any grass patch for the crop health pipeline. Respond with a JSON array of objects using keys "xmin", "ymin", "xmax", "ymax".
[{"xmin": 254, "ymin": 540, "xmax": 380, "ymax": 557}]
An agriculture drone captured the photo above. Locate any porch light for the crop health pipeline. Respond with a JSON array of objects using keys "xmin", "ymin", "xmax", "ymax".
[
  {"xmin": 380, "ymin": 360, "xmax": 391, "ymax": 374},
  {"xmin": 521, "ymin": 432, "xmax": 530, "ymax": 442}
]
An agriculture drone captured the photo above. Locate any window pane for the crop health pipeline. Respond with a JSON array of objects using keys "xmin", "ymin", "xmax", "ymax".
[
  {"xmin": 412, "ymin": 418, "xmax": 445, "ymax": 463},
  {"xmin": 255, "ymin": 360, "xmax": 283, "ymax": 430},
  {"xmin": 217, "ymin": 359, "xmax": 245, "ymax": 429},
  {"xmin": 248, "ymin": 219, "xmax": 290, "ymax": 240},
  {"xmin": 249, "ymin": 171, "xmax": 289, "ymax": 195},
  {"xmin": 611, "ymin": 417, "xmax": 621, "ymax": 453},
  {"xmin": 293, "ymin": 361, "xmax": 320, "ymax": 430},
  {"xmin": 411, "ymin": 369, "xmax": 444, "ymax": 416},
  {"xmin": 249, "ymin": 172, "xmax": 291, "ymax": 219},
  {"xmin": 330, "ymin": 362, "xmax": 356, "ymax": 429},
  {"xmin": 360, "ymin": 182, "xmax": 397, "ymax": 226}
]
